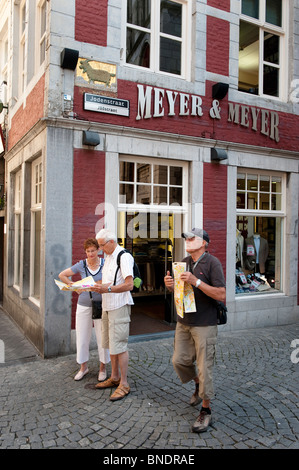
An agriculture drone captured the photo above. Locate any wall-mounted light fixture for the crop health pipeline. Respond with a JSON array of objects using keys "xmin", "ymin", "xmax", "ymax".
[
  {"xmin": 60, "ymin": 48, "xmax": 79, "ymax": 70},
  {"xmin": 212, "ymin": 82, "xmax": 229, "ymax": 100},
  {"xmin": 82, "ymin": 131, "xmax": 100, "ymax": 147},
  {"xmin": 211, "ymin": 148, "xmax": 228, "ymax": 161}
]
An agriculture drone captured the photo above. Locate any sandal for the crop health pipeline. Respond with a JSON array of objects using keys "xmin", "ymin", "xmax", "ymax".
[
  {"xmin": 95, "ymin": 377, "xmax": 120, "ymax": 389},
  {"xmin": 109, "ymin": 384, "xmax": 130, "ymax": 401}
]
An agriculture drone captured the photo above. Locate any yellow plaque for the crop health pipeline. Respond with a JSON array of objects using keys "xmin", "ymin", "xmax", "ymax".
[{"xmin": 76, "ymin": 59, "xmax": 116, "ymax": 87}]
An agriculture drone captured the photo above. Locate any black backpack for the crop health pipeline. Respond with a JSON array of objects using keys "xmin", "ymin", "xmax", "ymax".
[{"xmin": 113, "ymin": 249, "xmax": 142, "ymax": 290}]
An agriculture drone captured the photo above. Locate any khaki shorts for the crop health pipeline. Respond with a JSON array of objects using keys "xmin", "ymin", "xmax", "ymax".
[
  {"xmin": 172, "ymin": 322, "xmax": 218, "ymax": 401},
  {"xmin": 101, "ymin": 305, "xmax": 131, "ymax": 355}
]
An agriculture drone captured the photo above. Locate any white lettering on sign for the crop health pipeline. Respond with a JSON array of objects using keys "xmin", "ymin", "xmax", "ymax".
[
  {"xmin": 136, "ymin": 84, "xmax": 203, "ymax": 120},
  {"xmin": 135, "ymin": 84, "xmax": 280, "ymax": 143},
  {"xmin": 227, "ymin": 103, "xmax": 279, "ymax": 143}
]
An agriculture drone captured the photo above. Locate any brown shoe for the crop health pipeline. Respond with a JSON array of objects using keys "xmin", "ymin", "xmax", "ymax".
[
  {"xmin": 109, "ymin": 384, "xmax": 130, "ymax": 401},
  {"xmin": 95, "ymin": 377, "xmax": 120, "ymax": 389},
  {"xmin": 192, "ymin": 409, "xmax": 212, "ymax": 433}
]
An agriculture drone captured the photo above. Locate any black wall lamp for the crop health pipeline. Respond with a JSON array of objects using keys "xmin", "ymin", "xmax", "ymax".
[
  {"xmin": 60, "ymin": 48, "xmax": 79, "ymax": 70},
  {"xmin": 82, "ymin": 131, "xmax": 100, "ymax": 147},
  {"xmin": 212, "ymin": 82, "xmax": 229, "ymax": 100},
  {"xmin": 211, "ymin": 148, "xmax": 228, "ymax": 161}
]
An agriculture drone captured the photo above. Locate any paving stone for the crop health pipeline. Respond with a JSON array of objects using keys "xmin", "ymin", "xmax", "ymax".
[{"xmin": 0, "ymin": 308, "xmax": 298, "ymax": 450}]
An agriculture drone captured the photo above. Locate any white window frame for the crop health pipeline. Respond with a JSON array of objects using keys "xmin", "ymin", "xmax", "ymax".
[
  {"xmin": 123, "ymin": 0, "xmax": 191, "ymax": 81},
  {"xmin": 239, "ymin": 0, "xmax": 287, "ymax": 101},
  {"xmin": 37, "ymin": 0, "xmax": 47, "ymax": 66},
  {"xmin": 0, "ymin": 35, "xmax": 8, "ymax": 108},
  {"xmin": 19, "ymin": 0, "xmax": 27, "ymax": 95},
  {"xmin": 13, "ymin": 170, "xmax": 22, "ymax": 289},
  {"xmin": 119, "ymin": 155, "xmax": 188, "ymax": 214},
  {"xmin": 236, "ymin": 169, "xmax": 286, "ymax": 296},
  {"xmin": 29, "ymin": 157, "xmax": 42, "ymax": 305}
]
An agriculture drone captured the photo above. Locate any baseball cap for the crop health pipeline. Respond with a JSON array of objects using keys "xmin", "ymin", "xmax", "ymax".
[{"xmin": 182, "ymin": 228, "xmax": 210, "ymax": 243}]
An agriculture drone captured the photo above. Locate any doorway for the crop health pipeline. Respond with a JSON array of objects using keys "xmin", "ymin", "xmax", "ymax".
[{"xmin": 117, "ymin": 211, "xmax": 184, "ymax": 335}]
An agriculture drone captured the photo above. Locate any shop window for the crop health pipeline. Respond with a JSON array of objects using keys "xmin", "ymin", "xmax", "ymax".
[
  {"xmin": 13, "ymin": 171, "xmax": 22, "ymax": 288},
  {"xmin": 119, "ymin": 160, "xmax": 184, "ymax": 206},
  {"xmin": 125, "ymin": 0, "xmax": 190, "ymax": 78},
  {"xmin": 236, "ymin": 170, "xmax": 284, "ymax": 296},
  {"xmin": 29, "ymin": 158, "xmax": 42, "ymax": 303},
  {"xmin": 118, "ymin": 157, "xmax": 187, "ymax": 302},
  {"xmin": 238, "ymin": 0, "xmax": 286, "ymax": 99}
]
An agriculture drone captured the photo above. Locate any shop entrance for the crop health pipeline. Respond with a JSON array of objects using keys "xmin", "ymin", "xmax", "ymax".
[{"xmin": 117, "ymin": 211, "xmax": 184, "ymax": 335}]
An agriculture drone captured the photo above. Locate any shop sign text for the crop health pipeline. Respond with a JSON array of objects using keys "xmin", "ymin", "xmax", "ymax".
[{"xmin": 136, "ymin": 84, "xmax": 280, "ymax": 142}]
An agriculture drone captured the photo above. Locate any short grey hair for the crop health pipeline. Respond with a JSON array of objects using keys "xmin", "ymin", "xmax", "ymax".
[{"xmin": 96, "ymin": 228, "xmax": 117, "ymax": 243}]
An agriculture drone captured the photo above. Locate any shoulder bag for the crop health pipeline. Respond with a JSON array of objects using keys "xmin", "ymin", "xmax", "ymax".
[{"xmin": 83, "ymin": 259, "xmax": 104, "ymax": 320}]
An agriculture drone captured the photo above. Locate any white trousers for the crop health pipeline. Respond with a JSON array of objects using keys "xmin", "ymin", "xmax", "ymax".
[{"xmin": 76, "ymin": 304, "xmax": 110, "ymax": 365}]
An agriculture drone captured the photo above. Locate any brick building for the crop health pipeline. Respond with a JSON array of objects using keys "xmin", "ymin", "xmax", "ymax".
[{"xmin": 0, "ymin": 0, "xmax": 298, "ymax": 357}]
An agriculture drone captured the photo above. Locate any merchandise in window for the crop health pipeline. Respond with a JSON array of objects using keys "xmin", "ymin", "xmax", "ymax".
[
  {"xmin": 236, "ymin": 170, "xmax": 284, "ymax": 296},
  {"xmin": 236, "ymin": 216, "xmax": 282, "ymax": 295}
]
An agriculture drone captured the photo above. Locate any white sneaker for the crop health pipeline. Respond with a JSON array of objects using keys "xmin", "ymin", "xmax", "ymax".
[
  {"xmin": 98, "ymin": 370, "xmax": 107, "ymax": 382},
  {"xmin": 74, "ymin": 368, "xmax": 89, "ymax": 381}
]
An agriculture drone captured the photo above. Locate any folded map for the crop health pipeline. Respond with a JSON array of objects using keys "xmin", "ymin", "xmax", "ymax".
[{"xmin": 54, "ymin": 276, "xmax": 96, "ymax": 291}]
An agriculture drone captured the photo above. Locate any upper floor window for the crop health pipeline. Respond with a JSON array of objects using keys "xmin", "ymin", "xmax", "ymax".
[
  {"xmin": 125, "ymin": 0, "xmax": 190, "ymax": 79},
  {"xmin": 0, "ymin": 36, "xmax": 8, "ymax": 109},
  {"xmin": 238, "ymin": 0, "xmax": 286, "ymax": 100},
  {"xmin": 19, "ymin": 0, "xmax": 26, "ymax": 94},
  {"xmin": 38, "ymin": 0, "xmax": 47, "ymax": 66}
]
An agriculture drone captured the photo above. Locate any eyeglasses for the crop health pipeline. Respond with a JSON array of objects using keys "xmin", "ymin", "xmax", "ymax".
[{"xmin": 98, "ymin": 240, "xmax": 110, "ymax": 248}]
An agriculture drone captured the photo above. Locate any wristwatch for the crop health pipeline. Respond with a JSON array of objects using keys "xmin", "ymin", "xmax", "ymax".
[
  {"xmin": 108, "ymin": 286, "xmax": 112, "ymax": 292},
  {"xmin": 195, "ymin": 279, "xmax": 201, "ymax": 288}
]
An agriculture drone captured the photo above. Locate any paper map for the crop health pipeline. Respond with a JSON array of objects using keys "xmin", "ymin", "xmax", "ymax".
[
  {"xmin": 172, "ymin": 262, "xmax": 196, "ymax": 318},
  {"xmin": 54, "ymin": 276, "xmax": 96, "ymax": 291}
]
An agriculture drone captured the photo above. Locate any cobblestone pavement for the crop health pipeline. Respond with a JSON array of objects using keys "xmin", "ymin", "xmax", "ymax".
[{"xmin": 0, "ymin": 311, "xmax": 298, "ymax": 451}]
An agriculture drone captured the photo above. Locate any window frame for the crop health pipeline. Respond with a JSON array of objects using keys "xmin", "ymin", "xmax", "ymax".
[
  {"xmin": 29, "ymin": 157, "xmax": 42, "ymax": 305},
  {"xmin": 123, "ymin": 0, "xmax": 191, "ymax": 81},
  {"xmin": 236, "ymin": 169, "xmax": 286, "ymax": 297},
  {"xmin": 13, "ymin": 170, "xmax": 22, "ymax": 289},
  {"xmin": 239, "ymin": 0, "xmax": 287, "ymax": 101},
  {"xmin": 236, "ymin": 169, "xmax": 284, "ymax": 215},
  {"xmin": 19, "ymin": 0, "xmax": 27, "ymax": 96},
  {"xmin": 118, "ymin": 155, "xmax": 188, "ymax": 214},
  {"xmin": 37, "ymin": 0, "xmax": 47, "ymax": 66}
]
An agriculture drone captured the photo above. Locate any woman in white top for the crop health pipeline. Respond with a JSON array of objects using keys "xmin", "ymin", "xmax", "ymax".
[{"xmin": 59, "ymin": 238, "xmax": 110, "ymax": 381}]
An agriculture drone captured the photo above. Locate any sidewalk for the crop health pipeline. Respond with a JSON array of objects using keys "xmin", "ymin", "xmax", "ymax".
[{"xmin": 0, "ymin": 307, "xmax": 298, "ymax": 450}]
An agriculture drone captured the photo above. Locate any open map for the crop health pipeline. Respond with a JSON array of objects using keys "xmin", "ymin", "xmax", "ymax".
[
  {"xmin": 172, "ymin": 262, "xmax": 196, "ymax": 318},
  {"xmin": 54, "ymin": 276, "xmax": 96, "ymax": 291}
]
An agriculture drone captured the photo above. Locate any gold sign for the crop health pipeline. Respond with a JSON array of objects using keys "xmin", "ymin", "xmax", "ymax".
[{"xmin": 76, "ymin": 59, "xmax": 116, "ymax": 87}]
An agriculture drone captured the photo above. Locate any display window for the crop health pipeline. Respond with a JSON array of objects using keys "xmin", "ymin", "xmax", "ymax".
[
  {"xmin": 236, "ymin": 170, "xmax": 284, "ymax": 295},
  {"xmin": 118, "ymin": 156, "xmax": 188, "ymax": 323}
]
